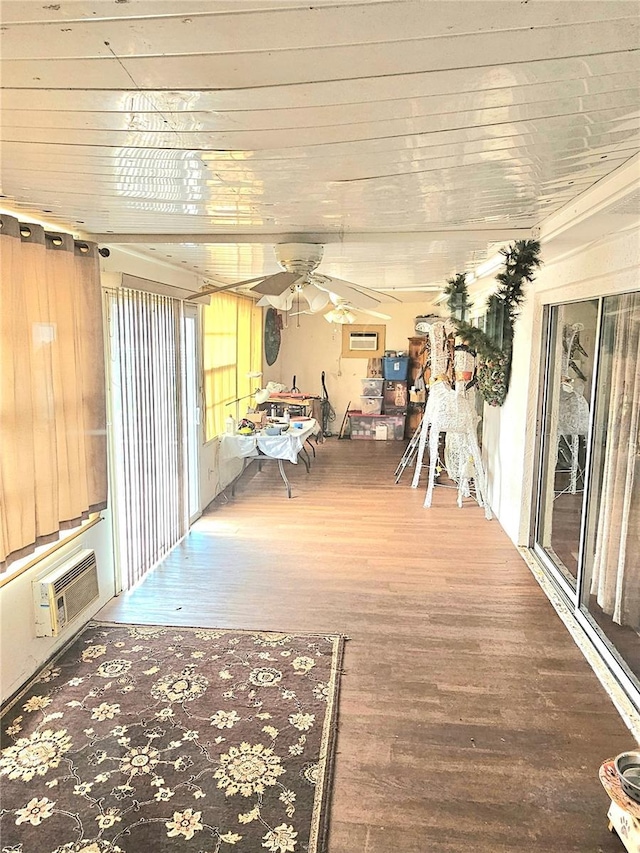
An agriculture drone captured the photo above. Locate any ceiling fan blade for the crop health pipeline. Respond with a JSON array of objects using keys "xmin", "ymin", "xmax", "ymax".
[
  {"xmin": 184, "ymin": 274, "xmax": 273, "ymax": 300},
  {"xmin": 314, "ymin": 273, "xmax": 402, "ymax": 304},
  {"xmin": 312, "ymin": 275, "xmax": 382, "ymax": 310},
  {"xmin": 251, "ymin": 271, "xmax": 303, "ymax": 296},
  {"xmin": 185, "ymin": 281, "xmax": 243, "ymax": 300},
  {"xmin": 354, "ymin": 307, "xmax": 392, "ymax": 320}
]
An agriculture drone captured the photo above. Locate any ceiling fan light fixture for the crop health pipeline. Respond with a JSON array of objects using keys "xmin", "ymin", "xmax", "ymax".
[
  {"xmin": 303, "ymin": 285, "xmax": 331, "ymax": 312},
  {"xmin": 324, "ymin": 308, "xmax": 355, "ymax": 324},
  {"xmin": 257, "ymin": 292, "xmax": 294, "ymax": 311}
]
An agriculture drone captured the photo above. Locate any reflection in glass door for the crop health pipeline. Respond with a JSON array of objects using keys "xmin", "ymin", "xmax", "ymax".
[
  {"xmin": 534, "ymin": 292, "xmax": 639, "ymax": 697},
  {"xmin": 580, "ymin": 292, "xmax": 640, "ymax": 687},
  {"xmin": 536, "ymin": 299, "xmax": 598, "ymax": 584}
]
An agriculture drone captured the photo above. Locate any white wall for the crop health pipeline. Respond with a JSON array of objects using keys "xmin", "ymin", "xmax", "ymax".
[
  {"xmin": 0, "ymin": 509, "xmax": 115, "ymax": 702},
  {"xmin": 481, "ymin": 224, "xmax": 640, "ymax": 545},
  {"xmin": 265, "ymin": 301, "xmax": 434, "ymax": 432},
  {"xmin": 99, "ymin": 245, "xmax": 202, "ymax": 293},
  {"xmin": 199, "ymin": 438, "xmax": 245, "ymax": 510}
]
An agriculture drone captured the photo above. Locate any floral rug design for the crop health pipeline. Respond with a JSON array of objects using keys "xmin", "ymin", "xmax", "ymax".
[{"xmin": 0, "ymin": 623, "xmax": 344, "ymax": 853}]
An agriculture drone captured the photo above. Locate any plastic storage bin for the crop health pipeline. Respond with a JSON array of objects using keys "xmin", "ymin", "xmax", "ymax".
[
  {"xmin": 360, "ymin": 378, "xmax": 384, "ymax": 396},
  {"xmin": 360, "ymin": 395, "xmax": 383, "ymax": 414},
  {"xmin": 347, "ymin": 412, "xmax": 406, "ymax": 440},
  {"xmin": 383, "ymin": 356, "xmax": 410, "ymax": 380}
]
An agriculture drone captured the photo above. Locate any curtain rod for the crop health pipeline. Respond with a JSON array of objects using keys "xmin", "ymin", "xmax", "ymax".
[{"xmin": 0, "ymin": 213, "xmax": 98, "ymax": 252}]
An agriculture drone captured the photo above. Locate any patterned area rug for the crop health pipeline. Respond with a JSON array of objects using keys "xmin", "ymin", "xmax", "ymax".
[{"xmin": 0, "ymin": 622, "xmax": 345, "ymax": 853}]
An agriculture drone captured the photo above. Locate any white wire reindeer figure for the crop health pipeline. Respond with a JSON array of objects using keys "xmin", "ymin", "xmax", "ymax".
[
  {"xmin": 556, "ymin": 323, "xmax": 590, "ymax": 495},
  {"xmin": 410, "ymin": 319, "xmax": 491, "ymax": 519}
]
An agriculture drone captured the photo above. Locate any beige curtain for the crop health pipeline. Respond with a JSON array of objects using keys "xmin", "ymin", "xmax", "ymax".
[
  {"xmin": 0, "ymin": 214, "xmax": 107, "ymax": 571},
  {"xmin": 590, "ymin": 292, "xmax": 640, "ymax": 627}
]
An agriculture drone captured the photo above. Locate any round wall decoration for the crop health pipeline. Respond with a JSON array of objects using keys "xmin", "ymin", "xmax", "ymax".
[{"xmin": 264, "ymin": 307, "xmax": 281, "ymax": 366}]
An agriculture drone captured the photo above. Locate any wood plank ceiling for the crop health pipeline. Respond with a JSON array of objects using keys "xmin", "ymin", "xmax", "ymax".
[{"xmin": 1, "ymin": 0, "xmax": 639, "ymax": 298}]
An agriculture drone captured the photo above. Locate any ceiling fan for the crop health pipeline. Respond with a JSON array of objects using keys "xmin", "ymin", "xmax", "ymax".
[
  {"xmin": 187, "ymin": 243, "xmax": 400, "ymax": 314},
  {"xmin": 291, "ymin": 293, "xmax": 392, "ymax": 324}
]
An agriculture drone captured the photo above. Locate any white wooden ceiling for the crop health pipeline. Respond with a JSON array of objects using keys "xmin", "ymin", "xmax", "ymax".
[{"xmin": 1, "ymin": 0, "xmax": 639, "ymax": 297}]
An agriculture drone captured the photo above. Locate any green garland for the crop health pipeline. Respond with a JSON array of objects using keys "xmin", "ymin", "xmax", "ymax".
[
  {"xmin": 443, "ymin": 272, "xmax": 473, "ymax": 322},
  {"xmin": 450, "ymin": 239, "xmax": 542, "ymax": 406}
]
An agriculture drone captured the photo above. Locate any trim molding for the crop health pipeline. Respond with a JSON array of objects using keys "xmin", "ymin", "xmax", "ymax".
[{"xmin": 0, "ymin": 514, "xmax": 102, "ymax": 589}]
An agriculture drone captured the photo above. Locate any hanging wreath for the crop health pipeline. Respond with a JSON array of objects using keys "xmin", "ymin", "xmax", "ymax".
[
  {"xmin": 447, "ymin": 239, "xmax": 542, "ymax": 407},
  {"xmin": 264, "ymin": 307, "xmax": 281, "ymax": 366}
]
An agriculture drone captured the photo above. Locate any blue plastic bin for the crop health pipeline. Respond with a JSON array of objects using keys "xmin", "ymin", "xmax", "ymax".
[{"xmin": 382, "ymin": 356, "xmax": 409, "ymax": 380}]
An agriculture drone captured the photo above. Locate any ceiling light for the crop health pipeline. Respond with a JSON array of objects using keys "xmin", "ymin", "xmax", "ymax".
[
  {"xmin": 256, "ymin": 292, "xmax": 294, "ymax": 311},
  {"xmin": 324, "ymin": 308, "xmax": 355, "ymax": 324}
]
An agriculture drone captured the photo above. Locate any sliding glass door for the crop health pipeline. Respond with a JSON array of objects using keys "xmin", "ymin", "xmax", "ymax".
[
  {"xmin": 580, "ymin": 292, "xmax": 640, "ymax": 687},
  {"xmin": 183, "ymin": 305, "xmax": 201, "ymax": 523},
  {"xmin": 535, "ymin": 299, "xmax": 598, "ymax": 585},
  {"xmin": 105, "ymin": 288, "xmax": 188, "ymax": 591},
  {"xmin": 534, "ymin": 292, "xmax": 639, "ymax": 699}
]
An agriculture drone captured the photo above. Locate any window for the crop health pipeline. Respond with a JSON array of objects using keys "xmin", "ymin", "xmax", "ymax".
[
  {"xmin": 203, "ymin": 292, "xmax": 262, "ymax": 441},
  {"xmin": 0, "ymin": 214, "xmax": 107, "ymax": 575}
]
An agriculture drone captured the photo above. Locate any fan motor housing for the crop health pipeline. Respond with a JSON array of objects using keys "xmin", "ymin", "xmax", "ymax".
[{"xmin": 275, "ymin": 242, "xmax": 324, "ymax": 274}]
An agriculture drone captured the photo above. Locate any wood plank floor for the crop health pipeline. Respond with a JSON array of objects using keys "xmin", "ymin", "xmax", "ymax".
[{"xmin": 99, "ymin": 437, "xmax": 636, "ymax": 853}]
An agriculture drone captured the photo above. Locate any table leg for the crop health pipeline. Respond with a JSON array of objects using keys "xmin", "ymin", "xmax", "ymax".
[
  {"xmin": 300, "ymin": 447, "xmax": 311, "ymax": 473},
  {"xmin": 305, "ymin": 437, "xmax": 316, "ymax": 458},
  {"xmin": 277, "ymin": 458, "xmax": 292, "ymax": 498},
  {"xmin": 231, "ymin": 458, "xmax": 249, "ymax": 497}
]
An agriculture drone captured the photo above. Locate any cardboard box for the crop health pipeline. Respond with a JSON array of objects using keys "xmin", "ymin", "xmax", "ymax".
[{"xmin": 383, "ymin": 380, "xmax": 408, "ymax": 414}]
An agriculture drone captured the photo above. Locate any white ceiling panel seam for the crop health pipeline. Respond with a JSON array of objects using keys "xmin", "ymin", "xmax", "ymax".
[
  {"xmin": 3, "ymin": 90, "xmax": 639, "ymax": 133},
  {"xmin": 4, "ymin": 14, "xmax": 640, "ymax": 61}
]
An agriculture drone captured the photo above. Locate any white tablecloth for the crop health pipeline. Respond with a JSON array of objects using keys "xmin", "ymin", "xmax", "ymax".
[{"xmin": 219, "ymin": 419, "xmax": 320, "ymax": 464}]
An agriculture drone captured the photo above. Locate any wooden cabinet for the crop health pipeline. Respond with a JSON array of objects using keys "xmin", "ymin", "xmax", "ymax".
[{"xmin": 406, "ymin": 336, "xmax": 428, "ymax": 436}]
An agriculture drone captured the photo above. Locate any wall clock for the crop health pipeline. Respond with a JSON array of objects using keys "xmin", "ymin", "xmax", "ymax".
[{"xmin": 264, "ymin": 307, "xmax": 281, "ymax": 366}]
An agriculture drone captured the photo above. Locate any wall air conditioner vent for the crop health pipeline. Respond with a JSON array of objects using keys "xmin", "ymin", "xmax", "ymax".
[
  {"xmin": 33, "ymin": 549, "xmax": 100, "ymax": 637},
  {"xmin": 349, "ymin": 332, "xmax": 379, "ymax": 352}
]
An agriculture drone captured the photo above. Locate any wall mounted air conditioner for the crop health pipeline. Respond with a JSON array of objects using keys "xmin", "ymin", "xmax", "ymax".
[
  {"xmin": 33, "ymin": 549, "xmax": 99, "ymax": 637},
  {"xmin": 348, "ymin": 332, "xmax": 379, "ymax": 352}
]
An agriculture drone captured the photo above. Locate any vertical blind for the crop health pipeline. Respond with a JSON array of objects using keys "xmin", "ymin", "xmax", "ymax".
[
  {"xmin": 105, "ymin": 287, "xmax": 187, "ymax": 590},
  {"xmin": 203, "ymin": 292, "xmax": 263, "ymax": 440}
]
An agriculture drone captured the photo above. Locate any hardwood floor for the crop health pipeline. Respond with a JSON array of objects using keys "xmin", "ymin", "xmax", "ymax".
[{"xmin": 99, "ymin": 438, "xmax": 636, "ymax": 853}]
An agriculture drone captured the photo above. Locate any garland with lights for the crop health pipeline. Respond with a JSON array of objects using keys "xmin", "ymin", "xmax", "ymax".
[{"xmin": 447, "ymin": 239, "xmax": 542, "ymax": 407}]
